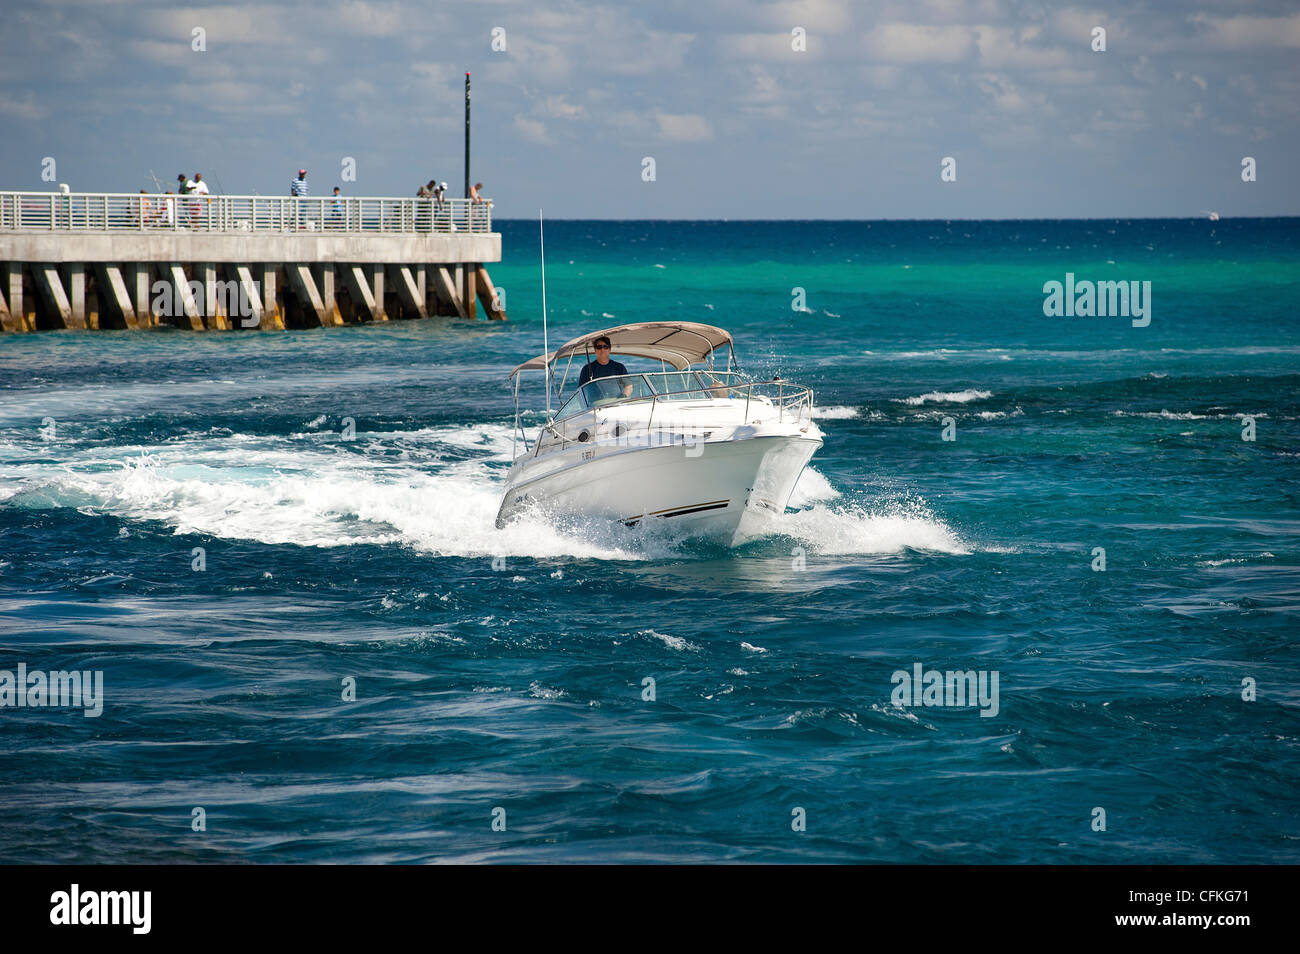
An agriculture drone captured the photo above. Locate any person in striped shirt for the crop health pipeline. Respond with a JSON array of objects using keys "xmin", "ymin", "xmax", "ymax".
[{"xmin": 290, "ymin": 169, "xmax": 308, "ymax": 197}]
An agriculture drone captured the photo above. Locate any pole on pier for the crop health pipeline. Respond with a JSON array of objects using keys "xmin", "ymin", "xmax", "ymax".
[{"xmin": 464, "ymin": 72, "xmax": 471, "ymax": 200}]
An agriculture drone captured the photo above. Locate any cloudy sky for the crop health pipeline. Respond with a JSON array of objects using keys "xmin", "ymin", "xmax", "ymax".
[{"xmin": 1, "ymin": 0, "xmax": 1297, "ymax": 218}]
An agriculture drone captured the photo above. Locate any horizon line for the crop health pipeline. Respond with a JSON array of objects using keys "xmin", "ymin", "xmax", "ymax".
[{"xmin": 494, "ymin": 215, "xmax": 1299, "ymax": 223}]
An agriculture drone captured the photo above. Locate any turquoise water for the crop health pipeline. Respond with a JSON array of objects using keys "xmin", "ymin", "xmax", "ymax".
[{"xmin": 1, "ymin": 218, "xmax": 1298, "ymax": 862}]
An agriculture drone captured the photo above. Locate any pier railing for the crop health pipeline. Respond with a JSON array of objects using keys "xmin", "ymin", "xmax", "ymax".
[{"xmin": 0, "ymin": 191, "xmax": 493, "ymax": 235}]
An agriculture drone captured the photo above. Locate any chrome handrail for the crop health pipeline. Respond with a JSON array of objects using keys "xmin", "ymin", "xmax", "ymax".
[{"xmin": 0, "ymin": 190, "xmax": 493, "ymax": 235}]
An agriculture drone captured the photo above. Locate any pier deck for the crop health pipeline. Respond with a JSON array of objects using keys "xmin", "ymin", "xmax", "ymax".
[{"xmin": 0, "ymin": 192, "xmax": 506, "ymax": 331}]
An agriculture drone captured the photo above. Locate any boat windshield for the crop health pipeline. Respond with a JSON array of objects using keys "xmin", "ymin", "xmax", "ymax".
[
  {"xmin": 552, "ymin": 370, "xmax": 746, "ymax": 422},
  {"xmin": 555, "ymin": 374, "xmax": 656, "ymax": 421},
  {"xmin": 649, "ymin": 371, "xmax": 710, "ymax": 400}
]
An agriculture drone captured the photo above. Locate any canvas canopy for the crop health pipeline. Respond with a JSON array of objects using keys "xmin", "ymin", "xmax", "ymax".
[{"xmin": 509, "ymin": 321, "xmax": 734, "ymax": 378}]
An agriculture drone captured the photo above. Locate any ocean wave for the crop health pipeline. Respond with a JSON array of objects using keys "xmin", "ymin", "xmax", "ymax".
[
  {"xmin": 787, "ymin": 467, "xmax": 839, "ymax": 507},
  {"xmin": 896, "ymin": 389, "xmax": 993, "ymax": 406},
  {"xmin": 1109, "ymin": 410, "xmax": 1268, "ymax": 421},
  {"xmin": 812, "ymin": 405, "xmax": 860, "ymax": 419},
  {"xmin": 640, "ymin": 629, "xmax": 699, "ymax": 652},
  {"xmin": 754, "ymin": 498, "xmax": 970, "ymax": 556}
]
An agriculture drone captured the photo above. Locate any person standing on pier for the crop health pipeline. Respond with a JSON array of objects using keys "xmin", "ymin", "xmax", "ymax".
[
  {"xmin": 329, "ymin": 186, "xmax": 343, "ymax": 229},
  {"xmin": 177, "ymin": 174, "xmax": 199, "ymax": 228},
  {"xmin": 416, "ymin": 180, "xmax": 435, "ymax": 230},
  {"xmin": 291, "ymin": 169, "xmax": 308, "ymax": 230},
  {"xmin": 159, "ymin": 191, "xmax": 176, "ymax": 228},
  {"xmin": 191, "ymin": 172, "xmax": 209, "ymax": 227}
]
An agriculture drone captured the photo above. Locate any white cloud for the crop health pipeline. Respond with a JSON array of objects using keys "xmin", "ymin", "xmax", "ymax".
[
  {"xmin": 545, "ymin": 95, "xmax": 584, "ymax": 120},
  {"xmin": 717, "ymin": 31, "xmax": 808, "ymax": 60},
  {"xmin": 1189, "ymin": 12, "xmax": 1300, "ymax": 49},
  {"xmin": 864, "ymin": 23, "xmax": 974, "ymax": 63},
  {"xmin": 153, "ymin": 6, "xmax": 295, "ymax": 44},
  {"xmin": 974, "ymin": 73, "xmax": 1049, "ymax": 114},
  {"xmin": 334, "ymin": 1, "xmax": 407, "ymax": 38},
  {"xmin": 771, "ymin": 0, "xmax": 852, "ymax": 32},
  {"xmin": 973, "ymin": 25, "xmax": 1068, "ymax": 69},
  {"xmin": 0, "ymin": 92, "xmax": 42, "ymax": 120},
  {"xmin": 654, "ymin": 111, "xmax": 714, "ymax": 142},
  {"xmin": 513, "ymin": 115, "xmax": 550, "ymax": 143}
]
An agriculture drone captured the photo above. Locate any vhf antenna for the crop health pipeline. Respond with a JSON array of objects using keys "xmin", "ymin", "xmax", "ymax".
[{"xmin": 540, "ymin": 208, "xmax": 551, "ymax": 416}]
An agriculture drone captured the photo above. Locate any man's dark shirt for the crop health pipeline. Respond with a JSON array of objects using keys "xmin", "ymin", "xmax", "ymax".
[{"xmin": 578, "ymin": 358, "xmax": 628, "ymax": 386}]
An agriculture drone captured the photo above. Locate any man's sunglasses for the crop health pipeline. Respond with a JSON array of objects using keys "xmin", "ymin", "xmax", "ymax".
[{"xmin": 594, "ymin": 344, "xmax": 610, "ymax": 350}]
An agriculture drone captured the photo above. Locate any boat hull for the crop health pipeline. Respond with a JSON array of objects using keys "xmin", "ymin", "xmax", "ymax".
[{"xmin": 495, "ymin": 433, "xmax": 821, "ymax": 545}]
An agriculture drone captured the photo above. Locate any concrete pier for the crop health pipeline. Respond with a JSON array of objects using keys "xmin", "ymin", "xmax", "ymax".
[{"xmin": 0, "ymin": 192, "xmax": 507, "ymax": 331}]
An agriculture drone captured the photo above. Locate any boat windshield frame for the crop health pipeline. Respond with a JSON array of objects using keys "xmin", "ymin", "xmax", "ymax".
[{"xmin": 553, "ymin": 370, "xmax": 746, "ymax": 423}]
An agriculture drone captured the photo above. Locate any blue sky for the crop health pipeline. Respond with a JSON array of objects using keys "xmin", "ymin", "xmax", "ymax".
[{"xmin": 1, "ymin": 0, "xmax": 1297, "ymax": 218}]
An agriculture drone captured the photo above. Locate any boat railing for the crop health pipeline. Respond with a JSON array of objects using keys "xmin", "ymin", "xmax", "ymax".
[{"xmin": 536, "ymin": 371, "xmax": 814, "ymax": 453}]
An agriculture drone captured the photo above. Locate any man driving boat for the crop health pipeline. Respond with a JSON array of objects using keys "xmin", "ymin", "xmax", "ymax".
[{"xmin": 577, "ymin": 335, "xmax": 634, "ymax": 398}]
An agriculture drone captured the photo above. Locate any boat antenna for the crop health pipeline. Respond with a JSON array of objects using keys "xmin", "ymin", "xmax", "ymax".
[{"xmin": 540, "ymin": 208, "xmax": 551, "ymax": 416}]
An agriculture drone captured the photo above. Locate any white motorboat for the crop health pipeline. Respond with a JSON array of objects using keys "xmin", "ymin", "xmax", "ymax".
[{"xmin": 496, "ymin": 321, "xmax": 824, "ymax": 545}]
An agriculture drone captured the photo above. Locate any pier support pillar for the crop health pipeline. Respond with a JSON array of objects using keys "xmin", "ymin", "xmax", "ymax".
[
  {"xmin": 66, "ymin": 264, "xmax": 88, "ymax": 329},
  {"xmin": 226, "ymin": 265, "xmax": 263, "ymax": 329},
  {"xmin": 462, "ymin": 263, "xmax": 477, "ymax": 319},
  {"xmin": 132, "ymin": 265, "xmax": 155, "ymax": 328},
  {"xmin": 475, "ymin": 264, "xmax": 507, "ymax": 321},
  {"xmin": 387, "ymin": 265, "xmax": 428, "ymax": 320},
  {"xmin": 96, "ymin": 264, "xmax": 139, "ymax": 329},
  {"xmin": 371, "ymin": 266, "xmax": 386, "ymax": 320},
  {"xmin": 0, "ymin": 263, "xmax": 26, "ymax": 332},
  {"xmin": 285, "ymin": 264, "xmax": 332, "ymax": 327},
  {"xmin": 65, "ymin": 265, "xmax": 94, "ymax": 332},
  {"xmin": 340, "ymin": 264, "xmax": 385, "ymax": 322},
  {"xmin": 260, "ymin": 265, "xmax": 283, "ymax": 330},
  {"xmin": 199, "ymin": 263, "xmax": 229, "ymax": 330},
  {"xmin": 433, "ymin": 265, "xmax": 468, "ymax": 319},
  {"xmin": 35, "ymin": 264, "xmax": 79, "ymax": 329},
  {"xmin": 166, "ymin": 264, "xmax": 205, "ymax": 330},
  {"xmin": 313, "ymin": 264, "xmax": 344, "ymax": 325}
]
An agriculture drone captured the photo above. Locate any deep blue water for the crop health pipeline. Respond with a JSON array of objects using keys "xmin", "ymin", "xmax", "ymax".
[{"xmin": 1, "ymin": 218, "xmax": 1298, "ymax": 862}]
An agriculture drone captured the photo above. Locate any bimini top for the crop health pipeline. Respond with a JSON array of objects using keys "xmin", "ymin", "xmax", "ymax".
[{"xmin": 510, "ymin": 321, "xmax": 734, "ymax": 378}]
